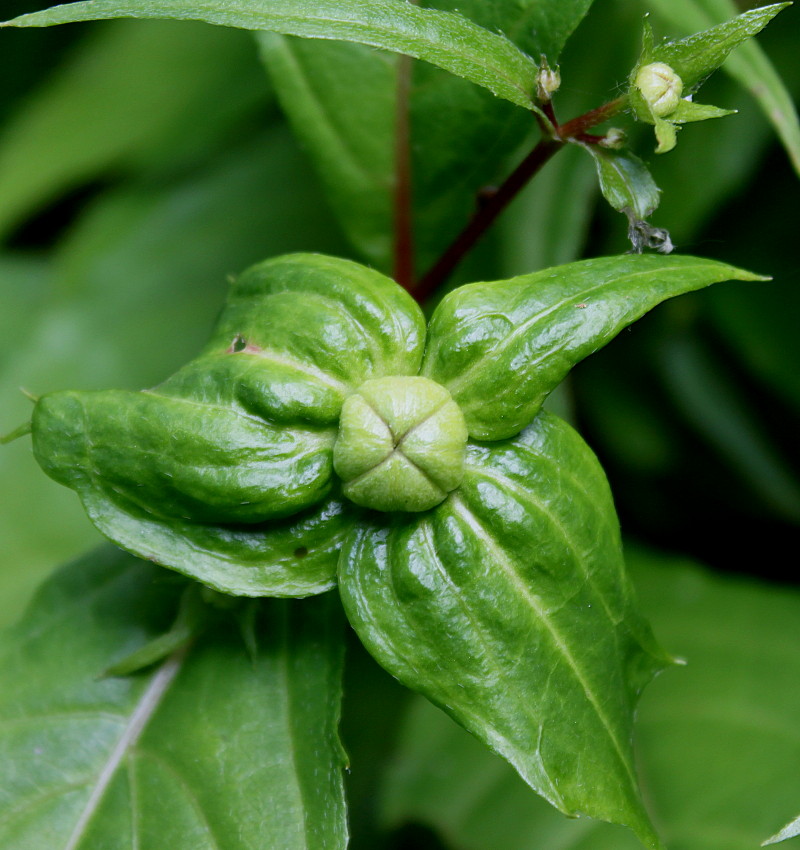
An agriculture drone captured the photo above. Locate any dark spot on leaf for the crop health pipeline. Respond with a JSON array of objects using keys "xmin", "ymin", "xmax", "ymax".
[
  {"xmin": 229, "ymin": 335, "xmax": 247, "ymax": 353},
  {"xmin": 294, "ymin": 546, "xmax": 309, "ymax": 558}
]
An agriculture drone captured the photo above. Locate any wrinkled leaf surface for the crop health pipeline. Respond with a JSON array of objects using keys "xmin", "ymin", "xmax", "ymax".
[{"xmin": 339, "ymin": 410, "xmax": 668, "ymax": 847}]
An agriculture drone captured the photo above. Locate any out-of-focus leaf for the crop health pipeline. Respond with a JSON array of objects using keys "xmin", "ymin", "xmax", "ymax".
[
  {"xmin": 581, "ymin": 144, "xmax": 661, "ymax": 219},
  {"xmin": 340, "ymin": 411, "xmax": 668, "ymax": 848},
  {"xmin": 423, "ymin": 254, "xmax": 764, "ymax": 441},
  {"xmin": 260, "ymin": 0, "xmax": 594, "ymax": 271},
  {"xmin": 258, "ymin": 35, "xmax": 396, "ymax": 269},
  {"xmin": 645, "ymin": 0, "xmax": 800, "ymax": 177},
  {"xmin": 709, "ymin": 276, "xmax": 800, "ymax": 416},
  {"xmin": 0, "ymin": 127, "xmax": 345, "ymax": 626},
  {"xmin": 497, "ymin": 143, "xmax": 598, "ymax": 277},
  {"xmin": 0, "ymin": 20, "xmax": 270, "ymax": 240},
  {"xmin": 2, "ymin": 0, "xmax": 542, "ymax": 110},
  {"xmin": 0, "ymin": 547, "xmax": 348, "ymax": 849},
  {"xmin": 382, "ymin": 547, "xmax": 800, "ymax": 850},
  {"xmin": 657, "ymin": 332, "xmax": 800, "ymax": 524}
]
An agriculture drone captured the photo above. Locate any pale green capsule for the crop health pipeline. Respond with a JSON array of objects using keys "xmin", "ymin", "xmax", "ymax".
[{"xmin": 333, "ymin": 376, "xmax": 468, "ymax": 513}]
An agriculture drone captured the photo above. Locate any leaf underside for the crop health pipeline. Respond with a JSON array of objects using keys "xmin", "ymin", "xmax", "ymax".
[{"xmin": 1, "ymin": 0, "xmax": 541, "ymax": 110}]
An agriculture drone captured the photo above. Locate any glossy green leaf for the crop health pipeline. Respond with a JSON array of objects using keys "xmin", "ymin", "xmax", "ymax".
[
  {"xmin": 765, "ymin": 816, "xmax": 800, "ymax": 846},
  {"xmin": 339, "ymin": 410, "xmax": 669, "ymax": 847},
  {"xmin": 0, "ymin": 547, "xmax": 348, "ymax": 849},
  {"xmin": 382, "ymin": 548, "xmax": 800, "ymax": 850},
  {"xmin": 30, "ymin": 253, "xmax": 424, "ymax": 595},
  {"xmin": 423, "ymin": 254, "xmax": 764, "ymax": 441},
  {"xmin": 580, "ymin": 144, "xmax": 661, "ymax": 219},
  {"xmin": 0, "ymin": 20, "xmax": 270, "ymax": 241},
  {"xmin": 258, "ymin": 0, "xmax": 594, "ymax": 270},
  {"xmin": 0, "ymin": 126, "xmax": 346, "ymax": 624},
  {"xmin": 1, "ymin": 0, "xmax": 541, "ymax": 111},
  {"xmin": 645, "ymin": 0, "xmax": 800, "ymax": 177}
]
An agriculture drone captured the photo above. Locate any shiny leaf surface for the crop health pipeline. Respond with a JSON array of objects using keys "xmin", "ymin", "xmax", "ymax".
[
  {"xmin": 0, "ymin": 547, "xmax": 348, "ymax": 850},
  {"xmin": 382, "ymin": 548, "xmax": 800, "ymax": 850},
  {"xmin": 2, "ymin": 0, "xmax": 541, "ymax": 110},
  {"xmin": 423, "ymin": 254, "xmax": 764, "ymax": 440},
  {"xmin": 580, "ymin": 144, "xmax": 661, "ymax": 219},
  {"xmin": 30, "ymin": 253, "xmax": 424, "ymax": 595},
  {"xmin": 339, "ymin": 410, "xmax": 669, "ymax": 847}
]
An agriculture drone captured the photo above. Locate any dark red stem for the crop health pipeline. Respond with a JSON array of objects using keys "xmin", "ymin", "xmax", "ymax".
[{"xmin": 412, "ymin": 95, "xmax": 628, "ymax": 301}]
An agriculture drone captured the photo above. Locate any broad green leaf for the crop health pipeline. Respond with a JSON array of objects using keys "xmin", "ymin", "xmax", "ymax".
[
  {"xmin": 0, "ymin": 126, "xmax": 347, "ymax": 623},
  {"xmin": 259, "ymin": 0, "xmax": 594, "ymax": 271},
  {"xmin": 645, "ymin": 0, "xmax": 800, "ymax": 177},
  {"xmin": 381, "ymin": 548, "xmax": 800, "ymax": 850},
  {"xmin": 30, "ymin": 253, "xmax": 424, "ymax": 595},
  {"xmin": 765, "ymin": 816, "xmax": 800, "ymax": 846},
  {"xmin": 580, "ymin": 144, "xmax": 661, "ymax": 219},
  {"xmin": 1, "ymin": 0, "xmax": 541, "ymax": 111},
  {"xmin": 423, "ymin": 254, "xmax": 764, "ymax": 441},
  {"xmin": 0, "ymin": 20, "xmax": 270, "ymax": 241},
  {"xmin": 639, "ymin": 3, "xmax": 789, "ymax": 94},
  {"xmin": 0, "ymin": 547, "xmax": 348, "ymax": 849},
  {"xmin": 339, "ymin": 410, "xmax": 669, "ymax": 847}
]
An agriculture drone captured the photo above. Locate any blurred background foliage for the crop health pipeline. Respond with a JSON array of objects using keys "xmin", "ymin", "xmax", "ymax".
[{"xmin": 0, "ymin": 1, "xmax": 798, "ymax": 848}]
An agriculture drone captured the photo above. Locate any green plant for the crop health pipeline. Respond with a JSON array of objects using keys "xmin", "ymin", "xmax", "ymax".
[{"xmin": 1, "ymin": 2, "xmax": 799, "ymax": 849}]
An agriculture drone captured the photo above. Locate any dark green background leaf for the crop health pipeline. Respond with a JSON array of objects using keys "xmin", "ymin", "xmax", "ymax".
[
  {"xmin": 0, "ymin": 547, "xmax": 348, "ymax": 849},
  {"xmin": 261, "ymin": 0, "xmax": 594, "ymax": 272}
]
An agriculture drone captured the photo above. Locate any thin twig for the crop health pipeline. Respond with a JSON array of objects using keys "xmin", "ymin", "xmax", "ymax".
[
  {"xmin": 412, "ymin": 95, "xmax": 628, "ymax": 301},
  {"xmin": 413, "ymin": 136, "xmax": 561, "ymax": 302}
]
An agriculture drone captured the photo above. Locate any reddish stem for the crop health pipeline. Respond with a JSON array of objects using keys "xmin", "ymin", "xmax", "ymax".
[
  {"xmin": 413, "ymin": 135, "xmax": 561, "ymax": 303},
  {"xmin": 412, "ymin": 95, "xmax": 628, "ymax": 301}
]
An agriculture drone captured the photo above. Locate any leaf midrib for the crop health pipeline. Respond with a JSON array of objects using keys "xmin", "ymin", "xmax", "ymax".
[
  {"xmin": 440, "ymin": 262, "xmax": 719, "ymax": 397},
  {"xmin": 63, "ymin": 646, "xmax": 188, "ymax": 850},
  {"xmin": 449, "ymin": 494, "xmax": 639, "ymax": 796}
]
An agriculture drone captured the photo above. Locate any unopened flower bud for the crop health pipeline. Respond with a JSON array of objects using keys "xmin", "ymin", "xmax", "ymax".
[
  {"xmin": 334, "ymin": 376, "xmax": 467, "ymax": 513},
  {"xmin": 634, "ymin": 61, "xmax": 683, "ymax": 117},
  {"xmin": 536, "ymin": 60, "xmax": 561, "ymax": 102}
]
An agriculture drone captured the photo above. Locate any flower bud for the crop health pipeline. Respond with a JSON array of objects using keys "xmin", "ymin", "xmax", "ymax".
[
  {"xmin": 536, "ymin": 59, "xmax": 561, "ymax": 102},
  {"xmin": 334, "ymin": 376, "xmax": 468, "ymax": 513},
  {"xmin": 634, "ymin": 61, "xmax": 683, "ymax": 118}
]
